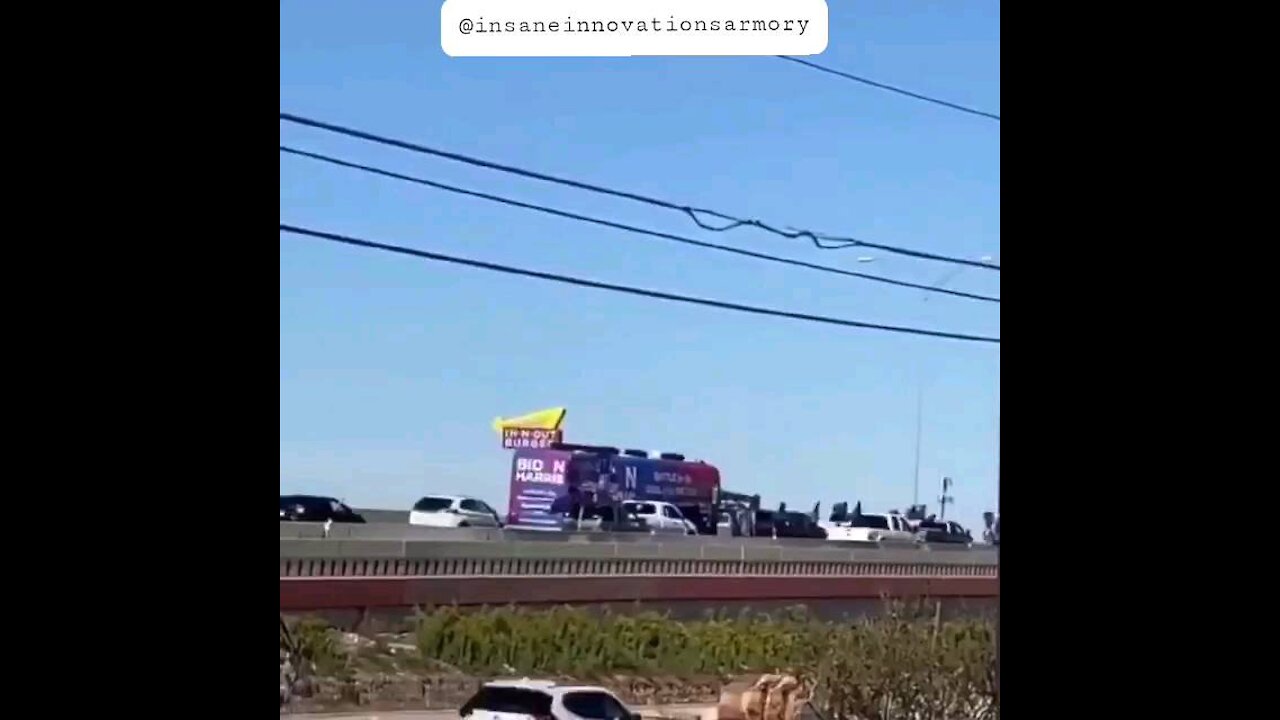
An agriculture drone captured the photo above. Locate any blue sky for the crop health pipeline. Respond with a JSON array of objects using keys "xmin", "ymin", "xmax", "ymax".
[{"xmin": 280, "ymin": 1, "xmax": 1000, "ymax": 531}]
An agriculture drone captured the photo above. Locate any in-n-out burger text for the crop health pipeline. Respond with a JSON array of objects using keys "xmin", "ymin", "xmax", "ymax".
[
  {"xmin": 514, "ymin": 457, "xmax": 566, "ymax": 484},
  {"xmin": 502, "ymin": 427, "xmax": 562, "ymax": 449}
]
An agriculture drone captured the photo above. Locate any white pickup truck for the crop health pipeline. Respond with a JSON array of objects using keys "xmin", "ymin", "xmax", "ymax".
[{"xmin": 822, "ymin": 512, "xmax": 917, "ymax": 543}]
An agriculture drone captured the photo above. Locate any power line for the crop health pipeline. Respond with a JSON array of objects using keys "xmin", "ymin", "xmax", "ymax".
[
  {"xmin": 280, "ymin": 112, "xmax": 999, "ymax": 272},
  {"xmin": 776, "ymin": 56, "xmax": 1001, "ymax": 122},
  {"xmin": 280, "ymin": 145, "xmax": 1000, "ymax": 305},
  {"xmin": 279, "ymin": 223, "xmax": 1000, "ymax": 345}
]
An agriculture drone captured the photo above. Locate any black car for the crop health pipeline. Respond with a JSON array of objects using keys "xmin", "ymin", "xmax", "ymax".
[
  {"xmin": 748, "ymin": 510, "xmax": 827, "ymax": 539},
  {"xmin": 750, "ymin": 509, "xmax": 778, "ymax": 537},
  {"xmin": 279, "ymin": 495, "xmax": 366, "ymax": 523},
  {"xmin": 773, "ymin": 511, "xmax": 828, "ymax": 539}
]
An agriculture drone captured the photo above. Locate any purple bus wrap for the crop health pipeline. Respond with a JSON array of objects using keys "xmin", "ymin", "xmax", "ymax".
[{"xmin": 506, "ymin": 447, "xmax": 722, "ymax": 533}]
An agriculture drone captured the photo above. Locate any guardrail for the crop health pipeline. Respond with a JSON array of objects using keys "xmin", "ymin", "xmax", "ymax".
[{"xmin": 281, "ymin": 522, "xmax": 992, "ymax": 551}]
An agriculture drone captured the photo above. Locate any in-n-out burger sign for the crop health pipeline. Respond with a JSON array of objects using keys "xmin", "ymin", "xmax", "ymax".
[{"xmin": 502, "ymin": 427, "xmax": 562, "ymax": 449}]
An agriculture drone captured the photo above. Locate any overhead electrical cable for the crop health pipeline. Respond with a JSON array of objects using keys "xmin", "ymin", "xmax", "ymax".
[
  {"xmin": 280, "ymin": 112, "xmax": 1000, "ymax": 272},
  {"xmin": 279, "ymin": 223, "xmax": 1001, "ymax": 345},
  {"xmin": 280, "ymin": 145, "xmax": 1000, "ymax": 304},
  {"xmin": 775, "ymin": 56, "xmax": 1001, "ymax": 122}
]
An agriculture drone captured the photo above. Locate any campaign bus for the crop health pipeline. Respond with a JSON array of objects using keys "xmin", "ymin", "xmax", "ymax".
[{"xmin": 506, "ymin": 443, "xmax": 722, "ymax": 534}]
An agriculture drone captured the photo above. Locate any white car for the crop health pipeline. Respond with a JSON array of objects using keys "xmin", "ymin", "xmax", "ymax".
[
  {"xmin": 822, "ymin": 512, "xmax": 917, "ymax": 543},
  {"xmin": 621, "ymin": 500, "xmax": 697, "ymax": 535},
  {"xmin": 461, "ymin": 679, "xmax": 640, "ymax": 720},
  {"xmin": 409, "ymin": 495, "xmax": 502, "ymax": 528}
]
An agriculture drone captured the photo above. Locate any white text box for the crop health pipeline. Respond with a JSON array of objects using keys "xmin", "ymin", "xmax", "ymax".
[{"xmin": 442, "ymin": 0, "xmax": 829, "ymax": 57}]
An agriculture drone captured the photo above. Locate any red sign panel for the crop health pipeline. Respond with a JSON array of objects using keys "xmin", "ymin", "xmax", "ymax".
[{"xmin": 502, "ymin": 427, "xmax": 563, "ymax": 449}]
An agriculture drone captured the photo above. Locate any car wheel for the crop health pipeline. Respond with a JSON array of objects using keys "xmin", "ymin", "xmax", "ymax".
[{"xmin": 458, "ymin": 521, "xmax": 470, "ymax": 528}]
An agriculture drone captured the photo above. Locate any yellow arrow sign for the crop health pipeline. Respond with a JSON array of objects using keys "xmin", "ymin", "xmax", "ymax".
[{"xmin": 491, "ymin": 407, "xmax": 566, "ymax": 434}]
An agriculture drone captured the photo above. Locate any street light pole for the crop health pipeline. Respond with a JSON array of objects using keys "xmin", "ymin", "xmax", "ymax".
[
  {"xmin": 857, "ymin": 254, "xmax": 996, "ymax": 515},
  {"xmin": 914, "ymin": 256, "xmax": 994, "ymax": 512},
  {"xmin": 912, "ymin": 382, "xmax": 922, "ymax": 507}
]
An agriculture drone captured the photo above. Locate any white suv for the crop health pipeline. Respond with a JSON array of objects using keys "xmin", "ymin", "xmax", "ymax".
[
  {"xmin": 620, "ymin": 500, "xmax": 697, "ymax": 535},
  {"xmin": 460, "ymin": 679, "xmax": 640, "ymax": 720},
  {"xmin": 409, "ymin": 495, "xmax": 503, "ymax": 528}
]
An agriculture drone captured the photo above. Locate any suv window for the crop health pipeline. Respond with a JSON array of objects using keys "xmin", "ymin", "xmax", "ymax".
[
  {"xmin": 662, "ymin": 505, "xmax": 682, "ymax": 519},
  {"xmin": 460, "ymin": 687, "xmax": 552, "ymax": 716},
  {"xmin": 625, "ymin": 502, "xmax": 657, "ymax": 515},
  {"xmin": 561, "ymin": 691, "xmax": 629, "ymax": 720},
  {"xmin": 459, "ymin": 499, "xmax": 482, "ymax": 513},
  {"xmin": 851, "ymin": 515, "xmax": 890, "ymax": 529}
]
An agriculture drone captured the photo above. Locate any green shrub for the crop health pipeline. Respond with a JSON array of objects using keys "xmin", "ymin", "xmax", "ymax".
[
  {"xmin": 412, "ymin": 603, "xmax": 996, "ymax": 718},
  {"xmin": 283, "ymin": 617, "xmax": 347, "ymax": 676}
]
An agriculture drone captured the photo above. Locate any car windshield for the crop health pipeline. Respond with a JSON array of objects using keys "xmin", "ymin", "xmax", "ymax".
[{"xmin": 413, "ymin": 497, "xmax": 453, "ymax": 512}]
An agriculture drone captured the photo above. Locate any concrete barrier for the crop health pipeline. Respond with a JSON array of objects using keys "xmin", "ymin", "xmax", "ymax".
[
  {"xmin": 280, "ymin": 522, "xmax": 500, "ymax": 540},
  {"xmin": 280, "ymin": 518, "xmax": 998, "ymax": 617},
  {"xmin": 279, "ymin": 538, "xmax": 998, "ymax": 581},
  {"xmin": 353, "ymin": 508, "xmax": 410, "ymax": 524}
]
